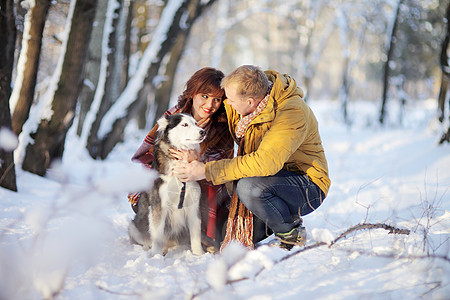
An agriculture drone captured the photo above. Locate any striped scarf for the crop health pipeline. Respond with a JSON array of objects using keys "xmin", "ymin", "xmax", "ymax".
[
  {"xmin": 235, "ymin": 94, "xmax": 270, "ymax": 140},
  {"xmin": 220, "ymin": 139, "xmax": 254, "ymax": 250}
]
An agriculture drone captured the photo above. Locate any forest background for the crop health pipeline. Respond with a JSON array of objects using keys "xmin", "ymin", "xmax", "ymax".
[{"xmin": 0, "ymin": 0, "xmax": 449, "ymax": 191}]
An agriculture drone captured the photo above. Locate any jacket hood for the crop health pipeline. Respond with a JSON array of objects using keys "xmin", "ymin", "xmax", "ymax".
[{"xmin": 265, "ymin": 70, "xmax": 304, "ymax": 104}]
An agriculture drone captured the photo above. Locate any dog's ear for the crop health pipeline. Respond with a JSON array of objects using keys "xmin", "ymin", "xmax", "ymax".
[{"xmin": 157, "ymin": 115, "xmax": 169, "ymax": 131}]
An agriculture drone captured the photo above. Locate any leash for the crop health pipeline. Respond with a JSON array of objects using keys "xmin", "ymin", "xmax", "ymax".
[{"xmin": 178, "ymin": 181, "xmax": 186, "ymax": 209}]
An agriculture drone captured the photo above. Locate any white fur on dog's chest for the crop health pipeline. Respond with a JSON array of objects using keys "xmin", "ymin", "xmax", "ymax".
[{"xmin": 159, "ymin": 175, "xmax": 201, "ymax": 209}]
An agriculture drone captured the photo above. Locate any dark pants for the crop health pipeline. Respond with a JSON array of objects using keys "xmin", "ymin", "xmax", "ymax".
[{"xmin": 236, "ymin": 170, "xmax": 325, "ymax": 235}]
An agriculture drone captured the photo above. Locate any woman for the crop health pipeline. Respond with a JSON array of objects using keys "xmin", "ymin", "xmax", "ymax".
[{"xmin": 128, "ymin": 67, "xmax": 234, "ymax": 252}]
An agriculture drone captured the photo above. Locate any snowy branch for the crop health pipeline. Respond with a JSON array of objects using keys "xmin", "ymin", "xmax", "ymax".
[
  {"xmin": 191, "ymin": 222, "xmax": 415, "ymax": 299},
  {"xmin": 96, "ymin": 284, "xmax": 141, "ymax": 297}
]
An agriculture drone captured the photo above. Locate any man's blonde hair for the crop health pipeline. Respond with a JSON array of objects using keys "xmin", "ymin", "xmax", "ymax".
[{"xmin": 221, "ymin": 65, "xmax": 269, "ymax": 100}]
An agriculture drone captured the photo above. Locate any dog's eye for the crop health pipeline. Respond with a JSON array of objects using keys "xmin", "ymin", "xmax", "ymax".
[{"xmin": 181, "ymin": 123, "xmax": 188, "ymax": 127}]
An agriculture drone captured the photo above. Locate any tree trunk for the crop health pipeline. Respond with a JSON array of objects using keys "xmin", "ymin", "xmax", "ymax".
[
  {"xmin": 134, "ymin": 0, "xmax": 151, "ymax": 129},
  {"xmin": 380, "ymin": 0, "xmax": 404, "ymax": 124},
  {"xmin": 337, "ymin": 9, "xmax": 350, "ymax": 125},
  {"xmin": 76, "ymin": 0, "xmax": 108, "ymax": 136},
  {"xmin": 88, "ymin": 0, "xmax": 216, "ymax": 159},
  {"xmin": 85, "ymin": 0, "xmax": 123, "ymax": 143},
  {"xmin": 340, "ymin": 56, "xmax": 350, "ymax": 125},
  {"xmin": 437, "ymin": 73, "xmax": 448, "ymax": 124},
  {"xmin": 123, "ymin": 0, "xmax": 133, "ymax": 85},
  {"xmin": 109, "ymin": 0, "xmax": 128, "ymax": 107},
  {"xmin": 11, "ymin": 0, "xmax": 51, "ymax": 136},
  {"xmin": 141, "ymin": 0, "xmax": 208, "ymax": 130},
  {"xmin": 151, "ymin": 29, "xmax": 190, "ymax": 128},
  {"xmin": 0, "ymin": 0, "xmax": 17, "ymax": 191},
  {"xmin": 291, "ymin": 1, "xmax": 327, "ymax": 102},
  {"xmin": 13, "ymin": 0, "xmax": 28, "ymax": 68},
  {"xmin": 22, "ymin": 0, "xmax": 98, "ymax": 176},
  {"xmin": 209, "ymin": 0, "xmax": 229, "ymax": 68},
  {"xmin": 438, "ymin": 3, "xmax": 450, "ymax": 144},
  {"xmin": 81, "ymin": 0, "xmax": 126, "ymax": 156}
]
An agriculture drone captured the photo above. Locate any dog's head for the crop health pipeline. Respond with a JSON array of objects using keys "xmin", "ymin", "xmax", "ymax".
[{"xmin": 156, "ymin": 113, "xmax": 206, "ymax": 150}]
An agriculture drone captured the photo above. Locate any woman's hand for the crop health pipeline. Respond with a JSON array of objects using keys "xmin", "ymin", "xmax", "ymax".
[
  {"xmin": 173, "ymin": 160, "xmax": 206, "ymax": 182},
  {"xmin": 169, "ymin": 148, "xmax": 199, "ymax": 163}
]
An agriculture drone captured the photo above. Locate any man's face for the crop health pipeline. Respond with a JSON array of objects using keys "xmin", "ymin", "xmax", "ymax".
[{"xmin": 224, "ymin": 84, "xmax": 254, "ymax": 116}]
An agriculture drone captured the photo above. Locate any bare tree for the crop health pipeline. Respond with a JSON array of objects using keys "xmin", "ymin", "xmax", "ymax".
[
  {"xmin": 335, "ymin": 1, "xmax": 371, "ymax": 125},
  {"xmin": 291, "ymin": 0, "xmax": 333, "ymax": 101},
  {"xmin": 13, "ymin": 1, "xmax": 27, "ymax": 62},
  {"xmin": 77, "ymin": 0, "xmax": 122, "ymax": 155},
  {"xmin": 0, "ymin": 0, "xmax": 17, "ymax": 191},
  {"xmin": 379, "ymin": 0, "xmax": 404, "ymax": 125},
  {"xmin": 150, "ymin": 0, "xmax": 209, "ymax": 129},
  {"xmin": 76, "ymin": 0, "xmax": 109, "ymax": 136},
  {"xmin": 82, "ymin": 0, "xmax": 131, "ymax": 157},
  {"xmin": 336, "ymin": 6, "xmax": 351, "ymax": 125},
  {"xmin": 86, "ymin": 0, "xmax": 217, "ymax": 159},
  {"xmin": 87, "ymin": 0, "xmax": 125, "ymax": 137},
  {"xmin": 21, "ymin": 0, "xmax": 98, "ymax": 176},
  {"xmin": 109, "ymin": 0, "xmax": 129, "ymax": 109},
  {"xmin": 439, "ymin": 3, "xmax": 450, "ymax": 144},
  {"xmin": 151, "ymin": 35, "xmax": 190, "ymax": 129},
  {"xmin": 10, "ymin": 0, "xmax": 52, "ymax": 136}
]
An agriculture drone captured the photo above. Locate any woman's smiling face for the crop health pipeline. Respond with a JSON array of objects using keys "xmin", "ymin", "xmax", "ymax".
[{"xmin": 191, "ymin": 93, "xmax": 222, "ymax": 121}]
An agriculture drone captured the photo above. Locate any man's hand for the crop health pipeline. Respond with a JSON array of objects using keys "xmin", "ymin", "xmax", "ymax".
[{"xmin": 173, "ymin": 160, "xmax": 206, "ymax": 182}]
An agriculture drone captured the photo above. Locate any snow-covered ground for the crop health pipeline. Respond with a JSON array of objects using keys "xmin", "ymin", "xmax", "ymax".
[{"xmin": 1, "ymin": 100, "xmax": 449, "ymax": 299}]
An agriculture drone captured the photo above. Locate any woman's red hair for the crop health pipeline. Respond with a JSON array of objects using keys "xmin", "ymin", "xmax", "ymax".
[{"xmin": 177, "ymin": 67, "xmax": 226, "ymax": 117}]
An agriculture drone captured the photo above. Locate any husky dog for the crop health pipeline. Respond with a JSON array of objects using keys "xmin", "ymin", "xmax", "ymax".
[{"xmin": 128, "ymin": 113, "xmax": 205, "ymax": 256}]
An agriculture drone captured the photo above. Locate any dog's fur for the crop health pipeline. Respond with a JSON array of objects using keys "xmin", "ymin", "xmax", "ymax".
[{"xmin": 128, "ymin": 113, "xmax": 205, "ymax": 256}]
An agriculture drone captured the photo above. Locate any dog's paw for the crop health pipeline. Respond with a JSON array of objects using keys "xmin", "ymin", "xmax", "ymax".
[
  {"xmin": 150, "ymin": 247, "xmax": 163, "ymax": 257},
  {"xmin": 191, "ymin": 247, "xmax": 204, "ymax": 256}
]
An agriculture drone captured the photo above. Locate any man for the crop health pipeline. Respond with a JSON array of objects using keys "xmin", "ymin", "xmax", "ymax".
[{"xmin": 174, "ymin": 65, "xmax": 330, "ymax": 250}]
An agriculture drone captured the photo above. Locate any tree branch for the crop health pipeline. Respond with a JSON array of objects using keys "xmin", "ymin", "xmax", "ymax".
[
  {"xmin": 96, "ymin": 284, "xmax": 141, "ymax": 296},
  {"xmin": 192, "ymin": 222, "xmax": 412, "ymax": 299}
]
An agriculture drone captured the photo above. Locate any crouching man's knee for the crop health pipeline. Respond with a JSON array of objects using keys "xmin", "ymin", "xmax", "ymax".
[{"xmin": 236, "ymin": 177, "xmax": 263, "ymax": 208}]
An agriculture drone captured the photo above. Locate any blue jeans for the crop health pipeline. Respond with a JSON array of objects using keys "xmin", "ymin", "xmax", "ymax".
[{"xmin": 236, "ymin": 170, "xmax": 325, "ymax": 234}]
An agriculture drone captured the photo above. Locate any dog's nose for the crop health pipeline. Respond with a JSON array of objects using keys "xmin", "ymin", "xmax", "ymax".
[{"xmin": 200, "ymin": 129, "xmax": 206, "ymax": 137}]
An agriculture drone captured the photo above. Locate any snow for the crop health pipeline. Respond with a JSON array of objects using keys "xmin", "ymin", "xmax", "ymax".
[
  {"xmin": 311, "ymin": 228, "xmax": 335, "ymax": 244},
  {"xmin": 1, "ymin": 100, "xmax": 449, "ymax": 299},
  {"xmin": 0, "ymin": 127, "xmax": 19, "ymax": 152}
]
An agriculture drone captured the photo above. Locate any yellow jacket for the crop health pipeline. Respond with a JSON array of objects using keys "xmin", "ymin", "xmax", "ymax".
[{"xmin": 205, "ymin": 70, "xmax": 330, "ymax": 196}]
